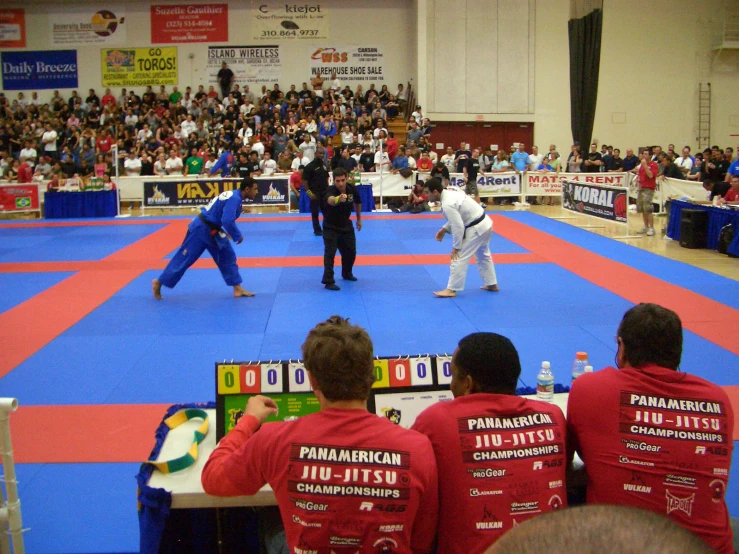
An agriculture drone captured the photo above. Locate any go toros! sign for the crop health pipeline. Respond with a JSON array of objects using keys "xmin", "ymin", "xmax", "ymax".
[{"xmin": 101, "ymin": 47, "xmax": 177, "ymax": 87}]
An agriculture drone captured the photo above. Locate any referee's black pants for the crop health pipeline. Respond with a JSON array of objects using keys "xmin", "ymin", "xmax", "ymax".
[
  {"xmin": 321, "ymin": 227, "xmax": 356, "ymax": 285},
  {"xmin": 310, "ymin": 190, "xmax": 326, "ymax": 233}
]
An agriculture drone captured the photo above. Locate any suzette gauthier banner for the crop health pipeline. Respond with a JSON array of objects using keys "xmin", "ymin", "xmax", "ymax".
[
  {"xmin": 151, "ymin": 4, "xmax": 228, "ymax": 44},
  {"xmin": 562, "ymin": 180, "xmax": 627, "ymax": 223},
  {"xmin": 102, "ymin": 47, "xmax": 177, "ymax": 87},
  {"xmin": 1, "ymin": 50, "xmax": 78, "ymax": 90},
  {"xmin": 144, "ymin": 178, "xmax": 289, "ymax": 208}
]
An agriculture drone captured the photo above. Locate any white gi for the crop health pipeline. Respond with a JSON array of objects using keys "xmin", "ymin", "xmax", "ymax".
[{"xmin": 440, "ymin": 189, "xmax": 498, "ymax": 291}]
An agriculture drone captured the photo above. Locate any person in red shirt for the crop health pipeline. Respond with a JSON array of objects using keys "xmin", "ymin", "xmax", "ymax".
[
  {"xmin": 567, "ymin": 303, "xmax": 734, "ymax": 554},
  {"xmin": 385, "ymin": 131, "xmax": 399, "ymax": 161},
  {"xmin": 95, "ymin": 130, "xmax": 115, "ymax": 154},
  {"xmin": 635, "ymin": 148, "xmax": 659, "ymax": 235},
  {"xmin": 202, "ymin": 315, "xmax": 439, "ymax": 554},
  {"xmin": 101, "ymin": 88, "xmax": 116, "ymax": 108},
  {"xmin": 289, "ymin": 165, "xmax": 304, "ymax": 211},
  {"xmin": 412, "ymin": 332, "xmax": 567, "ymax": 554},
  {"xmin": 17, "ymin": 157, "xmax": 33, "ymax": 184},
  {"xmin": 416, "ymin": 151, "xmax": 434, "ymax": 173},
  {"xmin": 718, "ymin": 174, "xmax": 739, "ymax": 205}
]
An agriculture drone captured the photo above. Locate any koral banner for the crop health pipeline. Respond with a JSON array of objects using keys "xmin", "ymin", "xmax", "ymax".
[
  {"xmin": 151, "ymin": 4, "xmax": 228, "ymax": 44},
  {"xmin": 525, "ymin": 172, "xmax": 629, "ymax": 196},
  {"xmin": 562, "ymin": 180, "xmax": 628, "ymax": 223}
]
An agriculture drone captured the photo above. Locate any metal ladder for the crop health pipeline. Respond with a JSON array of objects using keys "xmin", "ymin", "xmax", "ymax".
[{"xmin": 697, "ymin": 83, "xmax": 711, "ymax": 151}]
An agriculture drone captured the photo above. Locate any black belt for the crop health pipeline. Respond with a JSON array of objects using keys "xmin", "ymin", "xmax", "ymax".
[
  {"xmin": 198, "ymin": 213, "xmax": 222, "ymax": 235},
  {"xmin": 463, "ymin": 213, "xmax": 486, "ymax": 239}
]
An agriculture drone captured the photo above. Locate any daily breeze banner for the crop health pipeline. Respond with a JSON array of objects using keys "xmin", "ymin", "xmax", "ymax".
[
  {"xmin": 207, "ymin": 46, "xmax": 281, "ymax": 86},
  {"xmin": 0, "ymin": 184, "xmax": 40, "ymax": 213},
  {"xmin": 144, "ymin": 178, "xmax": 288, "ymax": 208},
  {"xmin": 0, "ymin": 9, "xmax": 25, "ymax": 48},
  {"xmin": 102, "ymin": 47, "xmax": 177, "ymax": 87},
  {"xmin": 562, "ymin": 180, "xmax": 628, "ymax": 223},
  {"xmin": 252, "ymin": 2, "xmax": 328, "ymax": 41},
  {"xmin": 151, "ymin": 4, "xmax": 228, "ymax": 44},
  {"xmin": 50, "ymin": 6, "xmax": 126, "ymax": 46},
  {"xmin": 309, "ymin": 46, "xmax": 384, "ymax": 82},
  {"xmin": 1, "ymin": 50, "xmax": 78, "ymax": 90}
]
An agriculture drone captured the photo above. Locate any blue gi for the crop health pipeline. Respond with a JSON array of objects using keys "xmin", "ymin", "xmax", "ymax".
[
  {"xmin": 158, "ymin": 190, "xmax": 244, "ymax": 289},
  {"xmin": 209, "ymin": 151, "xmax": 235, "ymax": 176}
]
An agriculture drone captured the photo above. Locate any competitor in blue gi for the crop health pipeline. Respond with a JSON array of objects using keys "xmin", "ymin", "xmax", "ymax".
[{"xmin": 152, "ymin": 177, "xmax": 259, "ymax": 299}]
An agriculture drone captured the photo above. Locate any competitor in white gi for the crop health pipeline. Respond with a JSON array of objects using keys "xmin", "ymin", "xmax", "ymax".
[{"xmin": 423, "ymin": 177, "xmax": 499, "ymax": 298}]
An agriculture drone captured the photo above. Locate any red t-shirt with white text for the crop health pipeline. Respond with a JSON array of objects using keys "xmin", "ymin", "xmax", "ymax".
[
  {"xmin": 567, "ymin": 365, "xmax": 734, "ymax": 554},
  {"xmin": 638, "ymin": 161, "xmax": 658, "ymax": 190},
  {"xmin": 202, "ymin": 409, "xmax": 439, "ymax": 554},
  {"xmin": 412, "ymin": 394, "xmax": 568, "ymax": 554}
]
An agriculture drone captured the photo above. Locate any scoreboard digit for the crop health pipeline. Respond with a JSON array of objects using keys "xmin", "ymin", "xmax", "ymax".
[
  {"xmin": 410, "ymin": 356, "xmax": 433, "ymax": 386},
  {"xmin": 288, "ymin": 362, "xmax": 312, "ymax": 392},
  {"xmin": 217, "ymin": 364, "xmax": 241, "ymax": 394},
  {"xmin": 372, "ymin": 359, "xmax": 390, "ymax": 388},
  {"xmin": 388, "ymin": 359, "xmax": 412, "ymax": 387},
  {"xmin": 436, "ymin": 355, "xmax": 453, "ymax": 385},
  {"xmin": 240, "ymin": 364, "xmax": 261, "ymax": 393},
  {"xmin": 261, "ymin": 363, "xmax": 283, "ymax": 393}
]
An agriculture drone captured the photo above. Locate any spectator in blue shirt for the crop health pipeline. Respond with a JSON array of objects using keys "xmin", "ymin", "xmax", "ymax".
[
  {"xmin": 511, "ymin": 143, "xmax": 529, "ymax": 172},
  {"xmin": 392, "ymin": 146, "xmax": 409, "ymax": 173}
]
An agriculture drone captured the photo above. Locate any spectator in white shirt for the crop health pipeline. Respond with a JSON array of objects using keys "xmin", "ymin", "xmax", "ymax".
[
  {"xmin": 299, "ymin": 135, "xmax": 316, "ymax": 163},
  {"xmin": 291, "ymin": 150, "xmax": 305, "ymax": 171},
  {"xmin": 154, "ymin": 153, "xmax": 168, "ymax": 177},
  {"xmin": 20, "ymin": 141, "xmax": 38, "ymax": 167},
  {"xmin": 42, "ymin": 124, "xmax": 58, "ymax": 161},
  {"xmin": 374, "ymin": 145, "xmax": 391, "ymax": 173},
  {"xmin": 181, "ymin": 115, "xmax": 197, "ymax": 137},
  {"xmin": 137, "ymin": 124, "xmax": 153, "ymax": 142},
  {"xmin": 165, "ymin": 150, "xmax": 184, "ymax": 176},
  {"xmin": 260, "ymin": 151, "xmax": 277, "ymax": 176},
  {"xmin": 330, "ymin": 72, "xmax": 341, "ymax": 91},
  {"xmin": 675, "ymin": 147, "xmax": 694, "ymax": 176},
  {"xmin": 440, "ymin": 146, "xmax": 455, "ymax": 171},
  {"xmin": 251, "ymin": 139, "xmax": 265, "ymax": 160},
  {"xmin": 527, "ymin": 145, "xmax": 543, "ymax": 171},
  {"xmin": 123, "ymin": 151, "xmax": 142, "ymax": 176}
]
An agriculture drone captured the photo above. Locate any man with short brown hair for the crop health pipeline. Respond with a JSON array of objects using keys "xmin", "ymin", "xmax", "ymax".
[{"xmin": 202, "ymin": 315, "xmax": 439, "ymax": 554}]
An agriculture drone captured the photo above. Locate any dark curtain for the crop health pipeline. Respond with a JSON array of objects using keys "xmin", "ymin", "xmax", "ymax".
[{"xmin": 569, "ymin": 4, "xmax": 603, "ymax": 149}]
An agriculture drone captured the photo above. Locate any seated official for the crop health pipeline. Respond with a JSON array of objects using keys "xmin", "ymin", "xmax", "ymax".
[
  {"xmin": 412, "ymin": 332, "xmax": 568, "ymax": 554},
  {"xmin": 202, "ymin": 315, "xmax": 439, "ymax": 554},
  {"xmin": 567, "ymin": 303, "xmax": 734, "ymax": 554},
  {"xmin": 486, "ymin": 505, "xmax": 714, "ymax": 554},
  {"xmin": 394, "ymin": 180, "xmax": 430, "ymax": 213},
  {"xmin": 703, "ymin": 178, "xmax": 730, "ymax": 202},
  {"xmin": 718, "ymin": 174, "xmax": 739, "ymax": 205}
]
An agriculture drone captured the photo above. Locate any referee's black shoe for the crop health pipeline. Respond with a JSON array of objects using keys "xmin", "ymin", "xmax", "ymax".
[
  {"xmin": 325, "ymin": 283, "xmax": 340, "ymax": 291},
  {"xmin": 342, "ymin": 274, "xmax": 358, "ymax": 281}
]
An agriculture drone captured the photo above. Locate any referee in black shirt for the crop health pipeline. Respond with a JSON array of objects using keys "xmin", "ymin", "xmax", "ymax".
[
  {"xmin": 302, "ymin": 146, "xmax": 329, "ymax": 235},
  {"xmin": 321, "ymin": 168, "xmax": 362, "ymax": 290}
]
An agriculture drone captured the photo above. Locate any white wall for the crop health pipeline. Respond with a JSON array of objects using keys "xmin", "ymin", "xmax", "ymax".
[
  {"xmin": 0, "ymin": 0, "xmax": 415, "ymax": 101},
  {"xmin": 419, "ymin": 0, "xmax": 739, "ymax": 152}
]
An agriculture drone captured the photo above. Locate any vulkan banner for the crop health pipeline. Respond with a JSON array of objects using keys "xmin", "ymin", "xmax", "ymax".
[
  {"xmin": 143, "ymin": 178, "xmax": 289, "ymax": 207},
  {"xmin": 562, "ymin": 180, "xmax": 627, "ymax": 223}
]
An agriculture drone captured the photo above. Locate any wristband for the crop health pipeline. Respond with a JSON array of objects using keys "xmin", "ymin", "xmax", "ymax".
[{"xmin": 335, "ymin": 195, "xmax": 342, "ymax": 204}]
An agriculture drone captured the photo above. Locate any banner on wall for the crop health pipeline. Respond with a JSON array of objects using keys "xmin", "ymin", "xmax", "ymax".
[
  {"xmin": 50, "ymin": 6, "xmax": 126, "ymax": 46},
  {"xmin": 151, "ymin": 4, "xmax": 228, "ymax": 44},
  {"xmin": 143, "ymin": 178, "xmax": 289, "ymax": 208},
  {"xmin": 252, "ymin": 1, "xmax": 328, "ymax": 41},
  {"xmin": 101, "ymin": 47, "xmax": 177, "ymax": 87},
  {"xmin": 0, "ymin": 9, "xmax": 25, "ymax": 48},
  {"xmin": 1, "ymin": 50, "xmax": 78, "ymax": 90},
  {"xmin": 448, "ymin": 172, "xmax": 522, "ymax": 197},
  {"xmin": 526, "ymin": 172, "xmax": 629, "ymax": 196},
  {"xmin": 562, "ymin": 180, "xmax": 628, "ymax": 223},
  {"xmin": 309, "ymin": 46, "xmax": 384, "ymax": 82},
  {"xmin": 0, "ymin": 184, "xmax": 40, "ymax": 213},
  {"xmin": 207, "ymin": 46, "xmax": 281, "ymax": 86}
]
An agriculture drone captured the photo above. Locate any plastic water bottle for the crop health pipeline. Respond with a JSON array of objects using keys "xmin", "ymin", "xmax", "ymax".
[
  {"xmin": 536, "ymin": 361, "xmax": 554, "ymax": 402},
  {"xmin": 571, "ymin": 352, "xmax": 589, "ymax": 384},
  {"xmin": 584, "ymin": 365, "xmax": 593, "ymax": 374}
]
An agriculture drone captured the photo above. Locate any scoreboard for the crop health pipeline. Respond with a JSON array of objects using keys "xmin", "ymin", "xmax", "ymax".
[{"xmin": 216, "ymin": 355, "xmax": 456, "ymax": 440}]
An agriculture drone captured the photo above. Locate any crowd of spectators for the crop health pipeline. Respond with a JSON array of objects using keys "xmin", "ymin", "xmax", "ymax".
[{"xmin": 0, "ymin": 72, "xmax": 425, "ymax": 191}]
